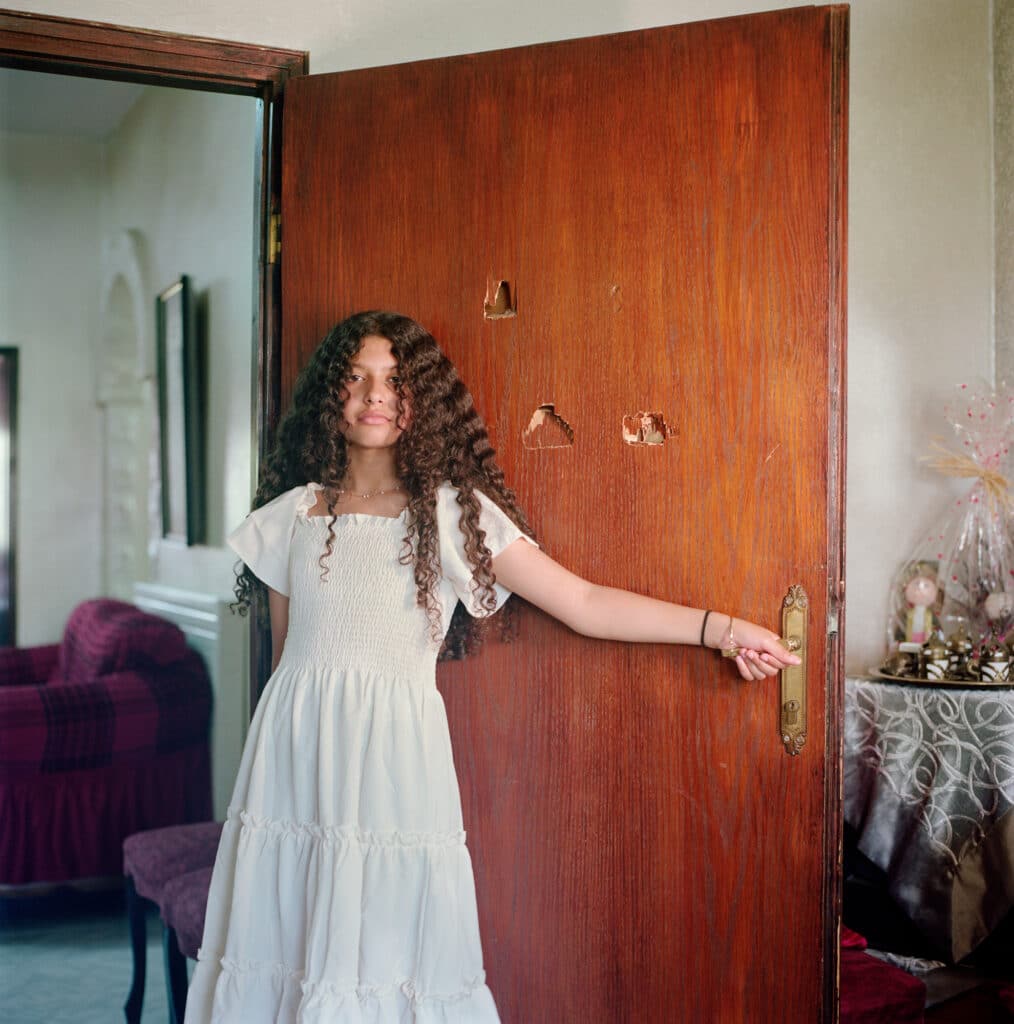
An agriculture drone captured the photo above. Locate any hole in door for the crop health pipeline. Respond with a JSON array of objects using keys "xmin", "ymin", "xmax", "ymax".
[{"xmin": 523, "ymin": 404, "xmax": 574, "ymax": 449}]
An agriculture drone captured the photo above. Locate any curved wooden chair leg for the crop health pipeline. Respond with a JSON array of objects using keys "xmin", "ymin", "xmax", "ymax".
[
  {"xmin": 164, "ymin": 924, "xmax": 189, "ymax": 1024},
  {"xmin": 123, "ymin": 876, "xmax": 147, "ymax": 1024}
]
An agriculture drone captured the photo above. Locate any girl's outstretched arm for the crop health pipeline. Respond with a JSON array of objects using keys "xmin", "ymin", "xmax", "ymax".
[{"xmin": 491, "ymin": 538, "xmax": 799, "ymax": 682}]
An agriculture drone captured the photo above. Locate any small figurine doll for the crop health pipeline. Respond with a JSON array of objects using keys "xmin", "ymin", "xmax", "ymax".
[{"xmin": 904, "ymin": 568, "xmax": 939, "ymax": 645}]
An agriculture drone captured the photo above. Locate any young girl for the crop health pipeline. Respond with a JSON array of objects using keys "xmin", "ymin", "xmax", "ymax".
[{"xmin": 185, "ymin": 310, "xmax": 798, "ymax": 1024}]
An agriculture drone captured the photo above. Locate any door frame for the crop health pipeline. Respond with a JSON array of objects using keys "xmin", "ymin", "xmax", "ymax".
[
  {"xmin": 0, "ymin": 8, "xmax": 307, "ymax": 703},
  {"xmin": 825, "ymin": 14, "xmax": 849, "ymax": 1023}
]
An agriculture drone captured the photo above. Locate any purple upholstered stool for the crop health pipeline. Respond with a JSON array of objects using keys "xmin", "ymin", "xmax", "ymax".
[
  {"xmin": 123, "ymin": 821, "xmax": 223, "ymax": 1024},
  {"xmin": 163, "ymin": 866, "xmax": 215, "ymax": 960},
  {"xmin": 160, "ymin": 866, "xmax": 216, "ymax": 1021}
]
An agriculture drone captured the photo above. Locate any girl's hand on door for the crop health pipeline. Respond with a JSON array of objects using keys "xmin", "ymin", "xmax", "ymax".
[{"xmin": 713, "ymin": 616, "xmax": 799, "ymax": 681}]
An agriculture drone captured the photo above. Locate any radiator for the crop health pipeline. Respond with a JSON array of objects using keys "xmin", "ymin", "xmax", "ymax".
[{"xmin": 133, "ymin": 582, "xmax": 249, "ymax": 819}]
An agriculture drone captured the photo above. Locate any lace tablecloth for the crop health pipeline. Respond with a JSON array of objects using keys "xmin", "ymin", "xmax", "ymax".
[{"xmin": 844, "ymin": 676, "xmax": 1014, "ymax": 961}]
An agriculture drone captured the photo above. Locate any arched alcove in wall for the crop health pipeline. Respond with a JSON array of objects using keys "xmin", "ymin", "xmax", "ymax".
[{"xmin": 97, "ymin": 229, "xmax": 158, "ymax": 599}]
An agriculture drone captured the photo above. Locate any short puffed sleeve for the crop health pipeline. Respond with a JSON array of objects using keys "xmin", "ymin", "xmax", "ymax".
[
  {"xmin": 226, "ymin": 484, "xmax": 319, "ymax": 597},
  {"xmin": 436, "ymin": 483, "xmax": 538, "ymax": 617}
]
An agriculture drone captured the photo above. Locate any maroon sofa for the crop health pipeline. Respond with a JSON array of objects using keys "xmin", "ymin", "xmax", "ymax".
[{"xmin": 0, "ymin": 598, "xmax": 212, "ymax": 885}]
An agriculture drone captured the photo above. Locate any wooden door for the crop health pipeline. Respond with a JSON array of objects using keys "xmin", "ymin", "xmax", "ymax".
[{"xmin": 281, "ymin": 7, "xmax": 848, "ymax": 1021}]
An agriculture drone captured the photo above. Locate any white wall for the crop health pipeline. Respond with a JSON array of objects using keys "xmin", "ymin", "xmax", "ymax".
[
  {"xmin": 847, "ymin": 1, "xmax": 994, "ymax": 669},
  {"xmin": 9, "ymin": 0, "xmax": 999, "ymax": 671},
  {"xmin": 0, "ymin": 84, "xmax": 256, "ymax": 643},
  {"xmin": 0, "ymin": 132, "xmax": 105, "ymax": 644},
  {"xmin": 998, "ymin": 0, "xmax": 1014, "ymax": 386},
  {"xmin": 103, "ymin": 86, "xmax": 257, "ymax": 595}
]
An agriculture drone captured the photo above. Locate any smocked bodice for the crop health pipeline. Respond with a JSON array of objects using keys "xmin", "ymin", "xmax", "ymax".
[{"xmin": 281, "ymin": 513, "xmax": 450, "ymax": 682}]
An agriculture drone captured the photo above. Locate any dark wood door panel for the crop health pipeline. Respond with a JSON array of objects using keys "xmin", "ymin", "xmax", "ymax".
[{"xmin": 283, "ymin": 7, "xmax": 846, "ymax": 1020}]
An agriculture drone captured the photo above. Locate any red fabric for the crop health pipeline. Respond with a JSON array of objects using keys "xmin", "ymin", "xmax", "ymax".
[
  {"xmin": 842, "ymin": 925, "xmax": 868, "ymax": 950},
  {"xmin": 0, "ymin": 599, "xmax": 213, "ymax": 885},
  {"xmin": 162, "ymin": 865, "xmax": 215, "ymax": 960},
  {"xmin": 841, "ymin": 949, "xmax": 925, "ymax": 1024},
  {"xmin": 0, "ymin": 744, "xmax": 211, "ymax": 885},
  {"xmin": 998, "ymin": 984, "xmax": 1014, "ymax": 1013},
  {"xmin": 58, "ymin": 599, "xmax": 188, "ymax": 682},
  {"xmin": 0, "ymin": 656, "xmax": 210, "ymax": 778},
  {"xmin": 123, "ymin": 821, "xmax": 223, "ymax": 903},
  {"xmin": 0, "ymin": 644, "xmax": 59, "ymax": 687}
]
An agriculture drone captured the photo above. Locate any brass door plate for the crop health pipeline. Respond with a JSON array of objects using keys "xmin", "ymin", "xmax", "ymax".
[{"xmin": 780, "ymin": 585, "xmax": 808, "ymax": 756}]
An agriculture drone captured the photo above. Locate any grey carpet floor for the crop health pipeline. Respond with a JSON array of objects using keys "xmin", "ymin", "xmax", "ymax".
[{"xmin": 1, "ymin": 888, "xmax": 174, "ymax": 1024}]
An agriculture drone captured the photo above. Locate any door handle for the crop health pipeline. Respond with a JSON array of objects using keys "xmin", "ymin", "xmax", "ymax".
[{"xmin": 780, "ymin": 585, "xmax": 808, "ymax": 756}]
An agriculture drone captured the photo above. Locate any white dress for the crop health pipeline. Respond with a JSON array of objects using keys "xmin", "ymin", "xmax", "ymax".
[{"xmin": 184, "ymin": 482, "xmax": 534, "ymax": 1024}]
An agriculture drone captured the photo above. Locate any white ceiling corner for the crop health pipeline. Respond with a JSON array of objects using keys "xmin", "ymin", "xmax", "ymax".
[{"xmin": 0, "ymin": 68, "xmax": 147, "ymax": 140}]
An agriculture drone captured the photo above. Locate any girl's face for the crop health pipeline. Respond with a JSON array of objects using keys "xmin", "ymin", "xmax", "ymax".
[{"xmin": 340, "ymin": 335, "xmax": 410, "ymax": 449}]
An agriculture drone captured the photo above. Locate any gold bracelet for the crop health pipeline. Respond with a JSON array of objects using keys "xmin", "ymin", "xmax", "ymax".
[{"xmin": 720, "ymin": 615, "xmax": 741, "ymax": 658}]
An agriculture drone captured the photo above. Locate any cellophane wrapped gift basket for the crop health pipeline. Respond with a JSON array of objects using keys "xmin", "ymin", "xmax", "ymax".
[{"xmin": 883, "ymin": 382, "xmax": 1014, "ymax": 684}]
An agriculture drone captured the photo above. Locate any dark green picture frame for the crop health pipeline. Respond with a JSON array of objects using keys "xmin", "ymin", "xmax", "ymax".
[{"xmin": 156, "ymin": 276, "xmax": 205, "ymax": 545}]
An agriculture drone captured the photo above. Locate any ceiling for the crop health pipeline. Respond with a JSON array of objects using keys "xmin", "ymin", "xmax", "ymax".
[{"xmin": 0, "ymin": 68, "xmax": 146, "ymax": 140}]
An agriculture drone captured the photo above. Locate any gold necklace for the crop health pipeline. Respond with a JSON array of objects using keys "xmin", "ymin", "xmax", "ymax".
[{"xmin": 334, "ymin": 484, "xmax": 403, "ymax": 501}]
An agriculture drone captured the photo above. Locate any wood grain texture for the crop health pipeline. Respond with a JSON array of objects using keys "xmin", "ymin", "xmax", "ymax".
[
  {"xmin": 0, "ymin": 9, "xmax": 307, "ymax": 92},
  {"xmin": 282, "ymin": 8, "xmax": 847, "ymax": 1021}
]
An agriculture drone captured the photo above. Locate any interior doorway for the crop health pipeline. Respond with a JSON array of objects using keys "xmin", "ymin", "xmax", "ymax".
[
  {"xmin": 1, "ymin": 69, "xmax": 258, "ymax": 628},
  {"xmin": 0, "ymin": 21, "xmax": 305, "ymax": 1019},
  {"xmin": 0, "ymin": 9, "xmax": 306, "ymax": 702}
]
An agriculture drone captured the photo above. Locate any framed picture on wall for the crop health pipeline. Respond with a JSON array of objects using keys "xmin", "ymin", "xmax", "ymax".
[{"xmin": 156, "ymin": 276, "xmax": 205, "ymax": 545}]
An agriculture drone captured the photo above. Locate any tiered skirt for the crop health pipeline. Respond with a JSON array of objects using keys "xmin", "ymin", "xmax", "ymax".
[{"xmin": 183, "ymin": 663, "xmax": 499, "ymax": 1023}]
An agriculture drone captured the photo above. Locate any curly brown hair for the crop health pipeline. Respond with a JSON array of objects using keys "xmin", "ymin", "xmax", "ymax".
[{"xmin": 233, "ymin": 311, "xmax": 535, "ymax": 659}]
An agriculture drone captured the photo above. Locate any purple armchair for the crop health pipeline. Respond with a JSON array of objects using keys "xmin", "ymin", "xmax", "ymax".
[{"xmin": 0, "ymin": 598, "xmax": 213, "ymax": 885}]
